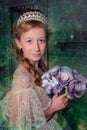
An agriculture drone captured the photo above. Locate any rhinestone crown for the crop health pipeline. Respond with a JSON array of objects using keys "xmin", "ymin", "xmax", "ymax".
[{"xmin": 17, "ymin": 11, "xmax": 48, "ymax": 26}]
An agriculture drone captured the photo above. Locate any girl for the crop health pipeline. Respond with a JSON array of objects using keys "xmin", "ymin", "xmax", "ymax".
[{"xmin": 2, "ymin": 9, "xmax": 69, "ymax": 130}]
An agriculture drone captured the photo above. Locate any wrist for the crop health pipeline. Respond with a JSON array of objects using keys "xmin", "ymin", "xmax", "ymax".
[
  {"xmin": 47, "ymin": 101, "xmax": 56, "ymax": 115},
  {"xmin": 44, "ymin": 101, "xmax": 55, "ymax": 117}
]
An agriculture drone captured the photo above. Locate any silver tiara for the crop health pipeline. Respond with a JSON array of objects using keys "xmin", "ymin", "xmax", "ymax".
[{"xmin": 17, "ymin": 11, "xmax": 48, "ymax": 26}]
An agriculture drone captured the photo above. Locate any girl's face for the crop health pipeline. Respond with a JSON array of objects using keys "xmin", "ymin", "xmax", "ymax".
[{"xmin": 16, "ymin": 27, "xmax": 47, "ymax": 65}]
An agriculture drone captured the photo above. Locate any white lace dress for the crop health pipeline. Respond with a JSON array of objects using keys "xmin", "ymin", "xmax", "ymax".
[{"xmin": 2, "ymin": 66, "xmax": 63, "ymax": 130}]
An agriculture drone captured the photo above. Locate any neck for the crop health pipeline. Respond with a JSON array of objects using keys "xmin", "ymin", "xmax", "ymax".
[{"xmin": 30, "ymin": 61, "xmax": 39, "ymax": 69}]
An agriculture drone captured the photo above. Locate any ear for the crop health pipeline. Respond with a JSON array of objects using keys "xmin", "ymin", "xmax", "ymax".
[{"xmin": 15, "ymin": 38, "xmax": 22, "ymax": 49}]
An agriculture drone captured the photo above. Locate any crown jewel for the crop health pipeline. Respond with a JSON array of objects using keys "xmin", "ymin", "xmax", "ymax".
[{"xmin": 17, "ymin": 11, "xmax": 48, "ymax": 26}]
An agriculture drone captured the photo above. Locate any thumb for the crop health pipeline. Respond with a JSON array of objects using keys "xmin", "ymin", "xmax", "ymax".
[
  {"xmin": 52, "ymin": 94, "xmax": 58, "ymax": 101},
  {"xmin": 58, "ymin": 93, "xmax": 67, "ymax": 98}
]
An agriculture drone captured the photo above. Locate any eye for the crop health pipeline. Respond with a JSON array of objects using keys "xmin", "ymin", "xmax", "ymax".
[
  {"xmin": 38, "ymin": 38, "xmax": 46, "ymax": 44},
  {"xmin": 26, "ymin": 39, "xmax": 32, "ymax": 44}
]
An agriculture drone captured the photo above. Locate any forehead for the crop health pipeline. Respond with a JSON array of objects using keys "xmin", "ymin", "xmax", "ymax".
[
  {"xmin": 21, "ymin": 27, "xmax": 46, "ymax": 38},
  {"xmin": 22, "ymin": 27, "xmax": 45, "ymax": 37}
]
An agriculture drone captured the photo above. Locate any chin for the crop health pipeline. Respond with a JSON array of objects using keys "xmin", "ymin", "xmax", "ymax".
[
  {"xmin": 30, "ymin": 57, "xmax": 40, "ymax": 62},
  {"xmin": 34, "ymin": 59, "xmax": 40, "ymax": 62}
]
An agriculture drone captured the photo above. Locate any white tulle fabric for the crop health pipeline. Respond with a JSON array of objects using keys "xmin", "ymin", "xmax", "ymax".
[{"xmin": 2, "ymin": 66, "xmax": 62, "ymax": 130}]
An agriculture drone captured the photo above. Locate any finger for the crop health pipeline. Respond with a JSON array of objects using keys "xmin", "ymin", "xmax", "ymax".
[
  {"xmin": 53, "ymin": 94, "xmax": 58, "ymax": 98},
  {"xmin": 52, "ymin": 94, "xmax": 58, "ymax": 101},
  {"xmin": 62, "ymin": 98, "xmax": 68, "ymax": 107},
  {"xmin": 63, "ymin": 102, "xmax": 68, "ymax": 109},
  {"xmin": 57, "ymin": 93, "xmax": 67, "ymax": 97},
  {"xmin": 59, "ymin": 93, "xmax": 67, "ymax": 98},
  {"xmin": 63, "ymin": 98, "xmax": 68, "ymax": 106},
  {"xmin": 61, "ymin": 101, "xmax": 68, "ymax": 110}
]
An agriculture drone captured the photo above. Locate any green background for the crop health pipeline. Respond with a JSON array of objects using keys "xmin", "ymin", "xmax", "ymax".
[{"xmin": 0, "ymin": 1, "xmax": 87, "ymax": 129}]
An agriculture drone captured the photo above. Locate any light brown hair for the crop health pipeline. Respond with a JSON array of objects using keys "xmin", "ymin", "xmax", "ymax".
[{"xmin": 13, "ymin": 12, "xmax": 48, "ymax": 86}]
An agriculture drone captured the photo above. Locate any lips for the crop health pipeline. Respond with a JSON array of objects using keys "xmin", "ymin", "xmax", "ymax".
[{"xmin": 32, "ymin": 53, "xmax": 41, "ymax": 57}]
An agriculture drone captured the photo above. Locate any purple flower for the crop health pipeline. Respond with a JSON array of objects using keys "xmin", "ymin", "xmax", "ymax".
[
  {"xmin": 66, "ymin": 79, "xmax": 87, "ymax": 99},
  {"xmin": 57, "ymin": 66, "xmax": 73, "ymax": 87},
  {"xmin": 52, "ymin": 85, "xmax": 63, "ymax": 94},
  {"xmin": 74, "ymin": 73, "xmax": 87, "ymax": 84},
  {"xmin": 41, "ymin": 66, "xmax": 87, "ymax": 98},
  {"xmin": 42, "ymin": 73, "xmax": 59, "ymax": 95}
]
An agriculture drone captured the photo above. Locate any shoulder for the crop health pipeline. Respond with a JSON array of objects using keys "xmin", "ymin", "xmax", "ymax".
[
  {"xmin": 11, "ymin": 65, "xmax": 33, "ymax": 92},
  {"xmin": 14, "ymin": 64, "xmax": 32, "ymax": 80}
]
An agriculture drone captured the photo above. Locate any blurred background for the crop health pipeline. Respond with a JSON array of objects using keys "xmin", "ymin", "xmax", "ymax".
[{"xmin": 0, "ymin": 0, "xmax": 87, "ymax": 129}]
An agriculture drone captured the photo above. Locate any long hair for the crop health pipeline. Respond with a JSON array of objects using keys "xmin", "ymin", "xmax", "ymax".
[{"xmin": 13, "ymin": 11, "xmax": 48, "ymax": 86}]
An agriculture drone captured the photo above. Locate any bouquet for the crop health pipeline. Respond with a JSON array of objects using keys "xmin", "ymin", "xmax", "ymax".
[{"xmin": 41, "ymin": 66, "xmax": 87, "ymax": 127}]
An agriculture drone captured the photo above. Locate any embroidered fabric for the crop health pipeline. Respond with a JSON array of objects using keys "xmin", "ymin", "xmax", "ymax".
[{"xmin": 2, "ymin": 66, "xmax": 63, "ymax": 130}]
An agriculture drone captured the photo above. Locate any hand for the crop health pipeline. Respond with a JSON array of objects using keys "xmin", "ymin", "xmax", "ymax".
[{"xmin": 51, "ymin": 94, "xmax": 68, "ymax": 113}]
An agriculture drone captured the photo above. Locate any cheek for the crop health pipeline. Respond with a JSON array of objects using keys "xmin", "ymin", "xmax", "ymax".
[
  {"xmin": 22, "ymin": 46, "xmax": 31, "ymax": 56},
  {"xmin": 22, "ymin": 44, "xmax": 31, "ymax": 51},
  {"xmin": 41, "ymin": 44, "xmax": 46, "ymax": 53}
]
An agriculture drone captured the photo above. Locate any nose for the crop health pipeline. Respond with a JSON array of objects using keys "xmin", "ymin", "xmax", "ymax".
[{"xmin": 34, "ymin": 41, "xmax": 40, "ymax": 52}]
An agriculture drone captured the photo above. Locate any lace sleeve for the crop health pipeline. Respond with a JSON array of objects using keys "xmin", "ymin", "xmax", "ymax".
[
  {"xmin": 3, "ymin": 88, "xmax": 46, "ymax": 130},
  {"xmin": 2, "ymin": 68, "xmax": 46, "ymax": 130}
]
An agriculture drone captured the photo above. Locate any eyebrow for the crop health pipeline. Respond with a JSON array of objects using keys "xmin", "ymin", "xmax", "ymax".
[{"xmin": 25, "ymin": 37, "xmax": 46, "ymax": 39}]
